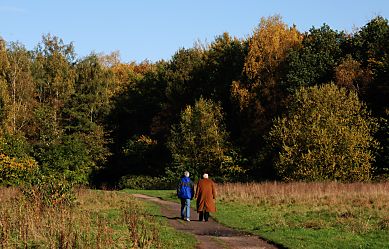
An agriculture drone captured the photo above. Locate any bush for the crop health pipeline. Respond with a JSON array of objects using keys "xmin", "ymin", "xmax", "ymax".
[
  {"xmin": 118, "ymin": 175, "xmax": 175, "ymax": 190},
  {"xmin": 21, "ymin": 174, "xmax": 76, "ymax": 207},
  {"xmin": 34, "ymin": 134, "xmax": 96, "ymax": 185},
  {"xmin": 269, "ymin": 84, "xmax": 378, "ymax": 182},
  {"xmin": 0, "ymin": 133, "xmax": 32, "ymax": 159},
  {"xmin": 0, "ymin": 153, "xmax": 39, "ymax": 186}
]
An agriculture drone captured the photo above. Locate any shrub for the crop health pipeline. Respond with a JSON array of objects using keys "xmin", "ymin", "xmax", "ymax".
[
  {"xmin": 34, "ymin": 134, "xmax": 96, "ymax": 185},
  {"xmin": 0, "ymin": 153, "xmax": 38, "ymax": 186},
  {"xmin": 269, "ymin": 84, "xmax": 378, "ymax": 182},
  {"xmin": 21, "ymin": 174, "xmax": 76, "ymax": 207},
  {"xmin": 118, "ymin": 175, "xmax": 175, "ymax": 190}
]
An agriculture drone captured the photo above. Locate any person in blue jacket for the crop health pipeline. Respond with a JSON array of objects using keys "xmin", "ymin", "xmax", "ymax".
[{"xmin": 177, "ymin": 171, "xmax": 194, "ymax": 221}]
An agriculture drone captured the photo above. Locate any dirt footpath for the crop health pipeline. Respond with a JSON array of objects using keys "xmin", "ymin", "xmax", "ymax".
[{"xmin": 133, "ymin": 194, "xmax": 279, "ymax": 249}]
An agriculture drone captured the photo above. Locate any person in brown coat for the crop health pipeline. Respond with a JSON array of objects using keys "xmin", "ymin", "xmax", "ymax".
[{"xmin": 195, "ymin": 173, "xmax": 216, "ymax": 222}]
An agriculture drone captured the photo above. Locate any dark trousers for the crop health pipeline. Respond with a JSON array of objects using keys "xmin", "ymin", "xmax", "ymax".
[{"xmin": 198, "ymin": 211, "xmax": 209, "ymax": 221}]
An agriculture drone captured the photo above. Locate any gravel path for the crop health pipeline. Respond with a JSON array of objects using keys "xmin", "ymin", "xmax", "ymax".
[{"xmin": 133, "ymin": 194, "xmax": 279, "ymax": 249}]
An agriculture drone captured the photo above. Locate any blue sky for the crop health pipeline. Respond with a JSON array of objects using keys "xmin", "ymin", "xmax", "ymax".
[{"xmin": 1, "ymin": 0, "xmax": 388, "ymax": 63}]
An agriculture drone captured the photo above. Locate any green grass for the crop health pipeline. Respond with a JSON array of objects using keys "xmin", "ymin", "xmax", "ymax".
[
  {"xmin": 124, "ymin": 189, "xmax": 177, "ymax": 201},
  {"xmin": 126, "ymin": 188, "xmax": 389, "ymax": 249},
  {"xmin": 123, "ymin": 189, "xmax": 197, "ymax": 209},
  {"xmin": 213, "ymin": 201, "xmax": 389, "ymax": 249}
]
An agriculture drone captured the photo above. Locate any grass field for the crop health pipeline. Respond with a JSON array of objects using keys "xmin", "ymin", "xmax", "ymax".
[
  {"xmin": 0, "ymin": 187, "xmax": 196, "ymax": 249},
  {"xmin": 126, "ymin": 182, "xmax": 389, "ymax": 249},
  {"xmin": 2, "ymin": 182, "xmax": 387, "ymax": 248}
]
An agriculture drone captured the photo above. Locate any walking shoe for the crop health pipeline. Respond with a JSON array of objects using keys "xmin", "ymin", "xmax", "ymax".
[{"xmin": 185, "ymin": 218, "xmax": 190, "ymax": 221}]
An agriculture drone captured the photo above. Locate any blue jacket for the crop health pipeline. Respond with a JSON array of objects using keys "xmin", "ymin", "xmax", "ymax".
[{"xmin": 177, "ymin": 176, "xmax": 194, "ymax": 199}]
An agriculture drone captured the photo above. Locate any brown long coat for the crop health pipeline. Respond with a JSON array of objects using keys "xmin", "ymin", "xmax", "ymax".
[{"xmin": 195, "ymin": 178, "xmax": 216, "ymax": 212}]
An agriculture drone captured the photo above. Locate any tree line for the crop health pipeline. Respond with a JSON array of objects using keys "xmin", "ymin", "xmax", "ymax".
[{"xmin": 0, "ymin": 15, "xmax": 388, "ymax": 188}]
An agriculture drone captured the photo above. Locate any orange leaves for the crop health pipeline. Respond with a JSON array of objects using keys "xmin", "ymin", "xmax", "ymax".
[{"xmin": 335, "ymin": 55, "xmax": 372, "ymax": 91}]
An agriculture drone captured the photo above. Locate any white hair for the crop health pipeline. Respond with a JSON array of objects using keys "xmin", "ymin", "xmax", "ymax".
[
  {"xmin": 184, "ymin": 171, "xmax": 190, "ymax": 177},
  {"xmin": 203, "ymin": 173, "xmax": 208, "ymax": 179}
]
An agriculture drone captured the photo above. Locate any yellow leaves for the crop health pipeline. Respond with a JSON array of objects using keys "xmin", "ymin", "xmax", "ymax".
[
  {"xmin": 244, "ymin": 15, "xmax": 302, "ymax": 82},
  {"xmin": 0, "ymin": 153, "xmax": 38, "ymax": 185},
  {"xmin": 220, "ymin": 155, "xmax": 246, "ymax": 177},
  {"xmin": 231, "ymin": 80, "xmax": 251, "ymax": 110},
  {"xmin": 136, "ymin": 135, "xmax": 157, "ymax": 146},
  {"xmin": 234, "ymin": 15, "xmax": 303, "ymax": 133},
  {"xmin": 111, "ymin": 61, "xmax": 155, "ymax": 90},
  {"xmin": 270, "ymin": 84, "xmax": 377, "ymax": 182}
]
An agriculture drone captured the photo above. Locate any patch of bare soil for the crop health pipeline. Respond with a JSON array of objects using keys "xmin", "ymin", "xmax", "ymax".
[{"xmin": 133, "ymin": 194, "xmax": 279, "ymax": 249}]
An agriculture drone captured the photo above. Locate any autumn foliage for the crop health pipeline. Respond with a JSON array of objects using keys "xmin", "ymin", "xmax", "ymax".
[
  {"xmin": 0, "ymin": 153, "xmax": 38, "ymax": 186},
  {"xmin": 0, "ymin": 15, "xmax": 388, "ymax": 186},
  {"xmin": 269, "ymin": 84, "xmax": 378, "ymax": 181}
]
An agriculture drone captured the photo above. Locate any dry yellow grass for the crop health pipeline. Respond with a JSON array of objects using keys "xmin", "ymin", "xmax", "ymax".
[
  {"xmin": 217, "ymin": 181, "xmax": 389, "ymax": 206},
  {"xmin": 0, "ymin": 187, "xmax": 161, "ymax": 249}
]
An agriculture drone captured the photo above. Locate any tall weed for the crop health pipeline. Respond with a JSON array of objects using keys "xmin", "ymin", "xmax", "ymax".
[{"xmin": 0, "ymin": 188, "xmax": 162, "ymax": 248}]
